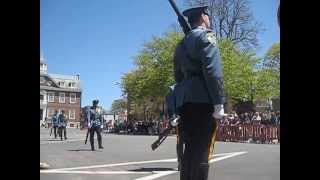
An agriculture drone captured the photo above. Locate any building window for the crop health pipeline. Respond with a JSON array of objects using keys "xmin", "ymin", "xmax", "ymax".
[
  {"xmin": 70, "ymin": 93, "xmax": 76, "ymax": 103},
  {"xmin": 69, "ymin": 82, "xmax": 76, "ymax": 88},
  {"xmin": 59, "ymin": 93, "xmax": 65, "ymax": 103},
  {"xmin": 69, "ymin": 109, "xmax": 76, "ymax": 120},
  {"xmin": 40, "ymin": 77, "xmax": 45, "ymax": 83},
  {"xmin": 59, "ymin": 82, "xmax": 65, "ymax": 87},
  {"xmin": 48, "ymin": 92, "xmax": 55, "ymax": 102},
  {"xmin": 47, "ymin": 108, "xmax": 55, "ymax": 118}
]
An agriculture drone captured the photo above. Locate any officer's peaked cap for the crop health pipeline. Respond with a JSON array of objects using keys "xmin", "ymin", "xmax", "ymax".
[
  {"xmin": 93, "ymin": 99, "xmax": 99, "ymax": 105},
  {"xmin": 182, "ymin": 5, "xmax": 209, "ymax": 18}
]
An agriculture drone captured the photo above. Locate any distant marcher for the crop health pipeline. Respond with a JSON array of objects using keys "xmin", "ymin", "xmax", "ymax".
[
  {"xmin": 58, "ymin": 110, "xmax": 67, "ymax": 140},
  {"xmin": 51, "ymin": 110, "xmax": 59, "ymax": 139},
  {"xmin": 87, "ymin": 100, "xmax": 104, "ymax": 151}
]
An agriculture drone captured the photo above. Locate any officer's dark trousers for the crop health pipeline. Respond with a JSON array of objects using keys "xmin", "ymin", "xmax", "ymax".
[
  {"xmin": 58, "ymin": 127, "xmax": 67, "ymax": 140},
  {"xmin": 89, "ymin": 126, "xmax": 102, "ymax": 150},
  {"xmin": 53, "ymin": 126, "xmax": 58, "ymax": 138},
  {"xmin": 180, "ymin": 103, "xmax": 217, "ymax": 180}
]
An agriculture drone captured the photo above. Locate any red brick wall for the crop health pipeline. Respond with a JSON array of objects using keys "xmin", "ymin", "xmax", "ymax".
[{"xmin": 47, "ymin": 91, "xmax": 81, "ymax": 122}]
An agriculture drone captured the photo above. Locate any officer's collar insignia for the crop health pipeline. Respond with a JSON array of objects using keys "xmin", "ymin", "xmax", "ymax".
[{"xmin": 206, "ymin": 32, "xmax": 216, "ymax": 45}]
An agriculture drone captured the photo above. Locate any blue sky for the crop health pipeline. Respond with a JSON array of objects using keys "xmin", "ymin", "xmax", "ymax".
[{"xmin": 40, "ymin": 0, "xmax": 279, "ymax": 110}]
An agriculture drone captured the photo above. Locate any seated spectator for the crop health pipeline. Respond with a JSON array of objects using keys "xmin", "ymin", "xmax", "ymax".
[
  {"xmin": 276, "ymin": 111, "xmax": 280, "ymax": 125},
  {"xmin": 239, "ymin": 113, "xmax": 245, "ymax": 123},
  {"xmin": 230, "ymin": 116, "xmax": 241, "ymax": 126},
  {"xmin": 223, "ymin": 116, "xmax": 230, "ymax": 126},
  {"xmin": 220, "ymin": 116, "xmax": 227, "ymax": 125},
  {"xmin": 252, "ymin": 112, "xmax": 261, "ymax": 124},
  {"xmin": 244, "ymin": 112, "xmax": 251, "ymax": 124},
  {"xmin": 270, "ymin": 112, "xmax": 277, "ymax": 124}
]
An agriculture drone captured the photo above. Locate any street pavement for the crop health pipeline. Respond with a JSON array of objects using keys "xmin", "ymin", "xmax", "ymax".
[{"xmin": 40, "ymin": 128, "xmax": 280, "ymax": 180}]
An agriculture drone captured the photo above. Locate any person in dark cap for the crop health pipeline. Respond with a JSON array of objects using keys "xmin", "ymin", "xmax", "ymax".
[
  {"xmin": 173, "ymin": 5, "xmax": 225, "ymax": 180},
  {"xmin": 51, "ymin": 110, "xmax": 59, "ymax": 139},
  {"xmin": 58, "ymin": 110, "xmax": 67, "ymax": 140},
  {"xmin": 87, "ymin": 99, "xmax": 104, "ymax": 151}
]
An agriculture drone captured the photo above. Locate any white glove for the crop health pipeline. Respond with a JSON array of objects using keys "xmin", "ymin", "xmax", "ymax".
[
  {"xmin": 88, "ymin": 123, "xmax": 91, "ymax": 128},
  {"xmin": 212, "ymin": 104, "xmax": 225, "ymax": 119},
  {"xmin": 170, "ymin": 117, "xmax": 179, "ymax": 127},
  {"xmin": 100, "ymin": 125, "xmax": 103, "ymax": 129}
]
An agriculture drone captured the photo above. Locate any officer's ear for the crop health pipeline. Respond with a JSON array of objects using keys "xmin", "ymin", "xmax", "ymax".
[{"xmin": 201, "ymin": 13, "xmax": 210, "ymax": 28}]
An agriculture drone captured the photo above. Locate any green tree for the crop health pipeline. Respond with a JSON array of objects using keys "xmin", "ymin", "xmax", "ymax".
[
  {"xmin": 111, "ymin": 99, "xmax": 127, "ymax": 113},
  {"xmin": 218, "ymin": 39, "xmax": 259, "ymax": 102},
  {"xmin": 121, "ymin": 31, "xmax": 183, "ymax": 120},
  {"xmin": 121, "ymin": 30, "xmax": 279, "ymax": 117},
  {"xmin": 263, "ymin": 42, "xmax": 280, "ymax": 72},
  {"xmin": 255, "ymin": 42, "xmax": 280, "ymax": 98}
]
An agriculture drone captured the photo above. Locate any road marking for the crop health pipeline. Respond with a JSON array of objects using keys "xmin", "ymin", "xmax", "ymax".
[
  {"xmin": 209, "ymin": 151, "xmax": 248, "ymax": 163},
  {"xmin": 41, "ymin": 158, "xmax": 178, "ymax": 172},
  {"xmin": 40, "ymin": 170, "xmax": 150, "ymax": 175},
  {"xmin": 40, "ymin": 139, "xmax": 84, "ymax": 145},
  {"xmin": 40, "ymin": 151, "xmax": 248, "ymax": 180},
  {"xmin": 134, "ymin": 151, "xmax": 248, "ymax": 180},
  {"xmin": 41, "ymin": 151, "xmax": 245, "ymax": 172},
  {"xmin": 135, "ymin": 171, "xmax": 177, "ymax": 180}
]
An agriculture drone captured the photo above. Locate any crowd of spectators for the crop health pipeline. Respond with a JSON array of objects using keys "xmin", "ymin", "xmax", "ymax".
[
  {"xmin": 106, "ymin": 120, "xmax": 166, "ymax": 135},
  {"xmin": 105, "ymin": 110, "xmax": 280, "ymax": 135},
  {"xmin": 219, "ymin": 110, "xmax": 280, "ymax": 126}
]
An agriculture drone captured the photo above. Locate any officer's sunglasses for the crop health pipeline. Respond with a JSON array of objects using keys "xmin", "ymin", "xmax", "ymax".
[{"xmin": 203, "ymin": 10, "xmax": 210, "ymax": 16}]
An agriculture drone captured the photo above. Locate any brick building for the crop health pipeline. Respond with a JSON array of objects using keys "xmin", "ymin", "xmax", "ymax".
[{"xmin": 40, "ymin": 53, "xmax": 82, "ymax": 127}]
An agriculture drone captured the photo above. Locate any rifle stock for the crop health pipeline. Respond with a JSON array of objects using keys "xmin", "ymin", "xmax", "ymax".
[
  {"xmin": 151, "ymin": 126, "xmax": 172, "ymax": 150},
  {"xmin": 168, "ymin": 0, "xmax": 191, "ymax": 35},
  {"xmin": 84, "ymin": 128, "xmax": 90, "ymax": 144},
  {"xmin": 151, "ymin": 117, "xmax": 179, "ymax": 150}
]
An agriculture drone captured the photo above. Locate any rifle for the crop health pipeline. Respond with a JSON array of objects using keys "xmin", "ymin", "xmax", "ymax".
[
  {"xmin": 84, "ymin": 127, "xmax": 90, "ymax": 144},
  {"xmin": 151, "ymin": 117, "xmax": 179, "ymax": 151},
  {"xmin": 168, "ymin": 0, "xmax": 191, "ymax": 35},
  {"xmin": 49, "ymin": 127, "xmax": 52, "ymax": 136}
]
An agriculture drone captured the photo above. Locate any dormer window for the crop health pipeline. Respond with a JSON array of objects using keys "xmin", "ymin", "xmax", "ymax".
[
  {"xmin": 69, "ymin": 82, "xmax": 76, "ymax": 88},
  {"xmin": 40, "ymin": 63, "xmax": 47, "ymax": 72},
  {"xmin": 40, "ymin": 77, "xmax": 45, "ymax": 83},
  {"xmin": 59, "ymin": 82, "xmax": 65, "ymax": 87}
]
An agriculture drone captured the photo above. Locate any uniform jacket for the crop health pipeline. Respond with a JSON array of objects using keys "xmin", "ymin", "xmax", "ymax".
[
  {"xmin": 58, "ymin": 114, "xmax": 67, "ymax": 127},
  {"xmin": 51, "ymin": 114, "xmax": 59, "ymax": 127},
  {"xmin": 173, "ymin": 26, "xmax": 225, "ymax": 110},
  {"xmin": 87, "ymin": 108, "xmax": 103, "ymax": 128}
]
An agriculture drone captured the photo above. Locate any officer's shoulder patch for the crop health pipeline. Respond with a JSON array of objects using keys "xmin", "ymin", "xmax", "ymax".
[{"xmin": 206, "ymin": 32, "xmax": 216, "ymax": 45}]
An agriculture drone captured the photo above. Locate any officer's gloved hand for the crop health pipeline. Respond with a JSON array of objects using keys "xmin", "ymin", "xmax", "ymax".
[
  {"xmin": 88, "ymin": 123, "xmax": 91, "ymax": 128},
  {"xmin": 100, "ymin": 125, "xmax": 103, "ymax": 129},
  {"xmin": 170, "ymin": 117, "xmax": 179, "ymax": 127},
  {"xmin": 212, "ymin": 104, "xmax": 225, "ymax": 119}
]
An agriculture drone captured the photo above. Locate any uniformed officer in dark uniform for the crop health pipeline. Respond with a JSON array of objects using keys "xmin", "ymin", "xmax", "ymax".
[
  {"xmin": 51, "ymin": 110, "xmax": 59, "ymax": 139},
  {"xmin": 58, "ymin": 110, "xmax": 67, "ymax": 140},
  {"xmin": 87, "ymin": 100, "xmax": 104, "ymax": 151},
  {"xmin": 173, "ymin": 5, "xmax": 225, "ymax": 180}
]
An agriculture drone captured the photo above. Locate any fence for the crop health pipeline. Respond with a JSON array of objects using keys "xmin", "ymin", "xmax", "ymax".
[{"xmin": 216, "ymin": 124, "xmax": 280, "ymax": 144}]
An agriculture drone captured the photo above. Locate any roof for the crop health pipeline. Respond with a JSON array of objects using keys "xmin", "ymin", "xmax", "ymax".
[
  {"xmin": 40, "ymin": 52, "xmax": 46, "ymax": 63},
  {"xmin": 40, "ymin": 85, "xmax": 82, "ymax": 92},
  {"xmin": 49, "ymin": 73, "xmax": 80, "ymax": 81}
]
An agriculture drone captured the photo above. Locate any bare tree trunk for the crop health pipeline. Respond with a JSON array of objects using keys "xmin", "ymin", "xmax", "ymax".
[{"xmin": 184, "ymin": 0, "xmax": 262, "ymax": 49}]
